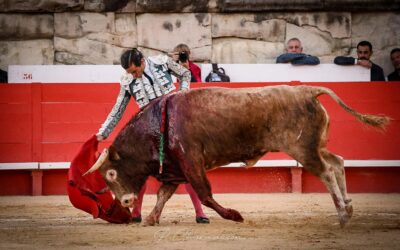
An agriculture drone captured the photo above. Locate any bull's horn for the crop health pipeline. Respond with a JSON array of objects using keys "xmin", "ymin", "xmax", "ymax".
[{"xmin": 82, "ymin": 148, "xmax": 109, "ymax": 176}]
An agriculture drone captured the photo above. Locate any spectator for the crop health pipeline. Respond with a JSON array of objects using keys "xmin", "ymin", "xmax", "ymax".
[
  {"xmin": 276, "ymin": 38, "xmax": 320, "ymax": 65},
  {"xmin": 171, "ymin": 43, "xmax": 201, "ymax": 82},
  {"xmin": 334, "ymin": 40, "xmax": 385, "ymax": 81},
  {"xmin": 388, "ymin": 48, "xmax": 400, "ymax": 81},
  {"xmin": 0, "ymin": 69, "xmax": 8, "ymax": 83},
  {"xmin": 96, "ymin": 48, "xmax": 209, "ymax": 224}
]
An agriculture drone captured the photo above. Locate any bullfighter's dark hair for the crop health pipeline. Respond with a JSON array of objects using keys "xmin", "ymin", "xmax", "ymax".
[
  {"xmin": 357, "ymin": 41, "xmax": 373, "ymax": 51},
  {"xmin": 121, "ymin": 48, "xmax": 143, "ymax": 69},
  {"xmin": 390, "ymin": 48, "xmax": 400, "ymax": 56}
]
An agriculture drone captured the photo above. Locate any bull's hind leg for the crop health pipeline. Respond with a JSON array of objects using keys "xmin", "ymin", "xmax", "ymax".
[
  {"xmin": 319, "ymin": 166, "xmax": 352, "ymax": 228},
  {"xmin": 320, "ymin": 149, "xmax": 353, "ymax": 218},
  {"xmin": 144, "ymin": 183, "xmax": 178, "ymax": 226},
  {"xmin": 297, "ymin": 152, "xmax": 351, "ymax": 228}
]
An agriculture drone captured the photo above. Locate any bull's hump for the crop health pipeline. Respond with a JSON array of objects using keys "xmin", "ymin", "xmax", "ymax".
[{"xmin": 185, "ymin": 85, "xmax": 293, "ymax": 98}]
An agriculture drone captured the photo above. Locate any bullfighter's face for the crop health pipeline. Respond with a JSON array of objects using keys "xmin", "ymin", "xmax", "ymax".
[
  {"xmin": 86, "ymin": 148, "xmax": 139, "ymax": 208},
  {"xmin": 126, "ymin": 58, "xmax": 145, "ymax": 79}
]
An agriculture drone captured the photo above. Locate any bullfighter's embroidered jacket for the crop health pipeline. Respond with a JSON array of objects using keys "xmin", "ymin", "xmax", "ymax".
[{"xmin": 98, "ymin": 54, "xmax": 191, "ymax": 138}]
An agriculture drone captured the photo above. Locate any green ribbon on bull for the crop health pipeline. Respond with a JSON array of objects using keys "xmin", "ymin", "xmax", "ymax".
[
  {"xmin": 159, "ymin": 134, "xmax": 164, "ymax": 174},
  {"xmin": 159, "ymin": 97, "xmax": 168, "ymax": 175}
]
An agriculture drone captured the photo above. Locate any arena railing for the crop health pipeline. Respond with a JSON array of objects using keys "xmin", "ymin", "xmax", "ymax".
[{"xmin": 0, "ymin": 81, "xmax": 399, "ymax": 195}]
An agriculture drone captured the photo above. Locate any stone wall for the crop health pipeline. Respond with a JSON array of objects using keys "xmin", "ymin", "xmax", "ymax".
[{"xmin": 0, "ymin": 0, "xmax": 399, "ymax": 77}]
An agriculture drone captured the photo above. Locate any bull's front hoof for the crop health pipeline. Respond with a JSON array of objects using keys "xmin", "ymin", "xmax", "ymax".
[
  {"xmin": 226, "ymin": 208, "xmax": 244, "ymax": 222},
  {"xmin": 143, "ymin": 216, "xmax": 159, "ymax": 226}
]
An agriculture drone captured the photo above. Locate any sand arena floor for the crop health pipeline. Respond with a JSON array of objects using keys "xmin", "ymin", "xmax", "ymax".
[{"xmin": 0, "ymin": 193, "xmax": 399, "ymax": 250}]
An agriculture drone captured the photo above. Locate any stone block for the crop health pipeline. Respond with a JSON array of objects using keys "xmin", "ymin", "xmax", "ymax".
[
  {"xmin": 286, "ymin": 23, "xmax": 350, "ymax": 57},
  {"xmin": 54, "ymin": 37, "xmax": 125, "ymax": 64},
  {"xmin": 212, "ymin": 38, "xmax": 284, "ymax": 63},
  {"xmin": 282, "ymin": 12, "xmax": 351, "ymax": 39},
  {"xmin": 218, "ymin": 0, "xmax": 324, "ymax": 12},
  {"xmin": 352, "ymin": 12, "xmax": 400, "ymax": 50},
  {"xmin": 0, "ymin": 14, "xmax": 54, "ymax": 40},
  {"xmin": 0, "ymin": 0, "xmax": 83, "ymax": 12},
  {"xmin": 324, "ymin": 0, "xmax": 400, "ymax": 11},
  {"xmin": 54, "ymin": 12, "xmax": 136, "ymax": 47},
  {"xmin": 212, "ymin": 14, "xmax": 285, "ymax": 42},
  {"xmin": 55, "ymin": 12, "xmax": 115, "ymax": 38},
  {"xmin": 218, "ymin": 0, "xmax": 399, "ymax": 12},
  {"xmin": 0, "ymin": 40, "xmax": 54, "ymax": 70},
  {"xmin": 83, "ymin": 0, "xmax": 136, "ymax": 12},
  {"xmin": 115, "ymin": 13, "xmax": 136, "ymax": 33},
  {"xmin": 136, "ymin": 0, "xmax": 208, "ymax": 13},
  {"xmin": 137, "ymin": 13, "xmax": 211, "ymax": 59}
]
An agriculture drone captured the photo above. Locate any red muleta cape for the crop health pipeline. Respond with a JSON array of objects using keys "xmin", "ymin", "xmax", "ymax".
[{"xmin": 67, "ymin": 135, "xmax": 132, "ymax": 223}]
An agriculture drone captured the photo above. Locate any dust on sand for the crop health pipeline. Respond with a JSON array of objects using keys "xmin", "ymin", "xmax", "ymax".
[{"xmin": 0, "ymin": 194, "xmax": 399, "ymax": 250}]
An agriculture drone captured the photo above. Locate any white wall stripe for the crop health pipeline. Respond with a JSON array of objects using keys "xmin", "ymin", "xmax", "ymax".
[
  {"xmin": 226, "ymin": 160, "xmax": 400, "ymax": 168},
  {"xmin": 1, "ymin": 160, "xmax": 399, "ymax": 170},
  {"xmin": 0, "ymin": 163, "xmax": 38, "ymax": 170},
  {"xmin": 39, "ymin": 162, "xmax": 70, "ymax": 169},
  {"xmin": 343, "ymin": 160, "xmax": 400, "ymax": 167},
  {"xmin": 226, "ymin": 160, "xmax": 298, "ymax": 167}
]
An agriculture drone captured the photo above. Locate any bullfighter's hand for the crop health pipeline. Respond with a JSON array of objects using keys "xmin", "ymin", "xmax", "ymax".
[
  {"xmin": 180, "ymin": 61, "xmax": 189, "ymax": 69},
  {"xmin": 96, "ymin": 134, "xmax": 105, "ymax": 142}
]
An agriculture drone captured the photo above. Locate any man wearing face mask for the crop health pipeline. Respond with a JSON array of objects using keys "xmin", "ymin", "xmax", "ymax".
[{"xmin": 334, "ymin": 40, "xmax": 385, "ymax": 81}]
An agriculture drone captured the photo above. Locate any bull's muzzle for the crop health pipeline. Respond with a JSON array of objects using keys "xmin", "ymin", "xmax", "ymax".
[{"xmin": 82, "ymin": 148, "xmax": 109, "ymax": 176}]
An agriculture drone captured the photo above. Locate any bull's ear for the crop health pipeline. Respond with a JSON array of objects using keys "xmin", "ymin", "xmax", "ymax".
[{"xmin": 108, "ymin": 145, "xmax": 121, "ymax": 161}]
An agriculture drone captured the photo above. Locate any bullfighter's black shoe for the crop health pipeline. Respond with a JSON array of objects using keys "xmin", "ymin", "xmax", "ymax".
[
  {"xmin": 196, "ymin": 217, "xmax": 210, "ymax": 224},
  {"xmin": 131, "ymin": 216, "xmax": 142, "ymax": 223}
]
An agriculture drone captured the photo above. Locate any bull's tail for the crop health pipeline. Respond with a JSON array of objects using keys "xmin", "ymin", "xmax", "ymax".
[{"xmin": 310, "ymin": 86, "xmax": 391, "ymax": 130}]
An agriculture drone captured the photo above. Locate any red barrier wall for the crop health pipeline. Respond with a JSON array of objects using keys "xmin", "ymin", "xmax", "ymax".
[
  {"xmin": 0, "ymin": 170, "xmax": 32, "ymax": 195},
  {"xmin": 0, "ymin": 82, "xmax": 399, "ymax": 195}
]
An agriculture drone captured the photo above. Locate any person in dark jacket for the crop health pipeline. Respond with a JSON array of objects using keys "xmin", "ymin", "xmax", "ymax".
[
  {"xmin": 334, "ymin": 40, "xmax": 385, "ymax": 81},
  {"xmin": 276, "ymin": 38, "xmax": 320, "ymax": 65},
  {"xmin": 0, "ymin": 69, "xmax": 7, "ymax": 83},
  {"xmin": 388, "ymin": 48, "xmax": 400, "ymax": 81}
]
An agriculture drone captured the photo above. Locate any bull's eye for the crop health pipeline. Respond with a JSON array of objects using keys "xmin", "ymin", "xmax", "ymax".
[{"xmin": 106, "ymin": 169, "xmax": 117, "ymax": 182}]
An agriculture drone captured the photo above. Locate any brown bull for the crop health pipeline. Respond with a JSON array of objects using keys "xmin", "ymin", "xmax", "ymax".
[{"xmin": 84, "ymin": 85, "xmax": 389, "ymax": 227}]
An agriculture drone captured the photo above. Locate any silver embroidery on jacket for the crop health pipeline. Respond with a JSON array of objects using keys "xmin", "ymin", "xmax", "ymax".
[{"xmin": 97, "ymin": 86, "xmax": 131, "ymax": 138}]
